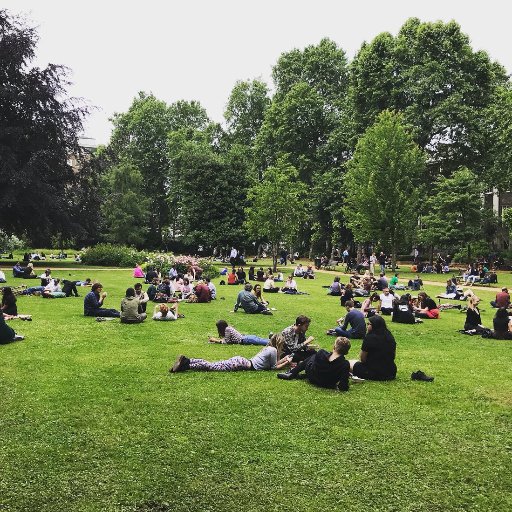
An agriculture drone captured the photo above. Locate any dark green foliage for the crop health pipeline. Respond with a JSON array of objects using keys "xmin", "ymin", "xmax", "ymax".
[
  {"xmin": 81, "ymin": 243, "xmax": 146, "ymax": 267},
  {"xmin": 0, "ymin": 10, "xmax": 88, "ymax": 242}
]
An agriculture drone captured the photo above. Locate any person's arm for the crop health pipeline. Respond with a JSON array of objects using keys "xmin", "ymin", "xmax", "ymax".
[
  {"xmin": 233, "ymin": 293, "xmax": 241, "ymax": 312},
  {"xmin": 208, "ymin": 336, "xmax": 224, "ymax": 343},
  {"xmin": 341, "ymin": 312, "xmax": 351, "ymax": 330},
  {"xmin": 275, "ymin": 355, "xmax": 292, "ymax": 370},
  {"xmin": 359, "ymin": 350, "xmax": 368, "ymax": 363},
  {"xmin": 295, "ymin": 335, "xmax": 315, "ymax": 351},
  {"xmin": 337, "ymin": 362, "xmax": 350, "ymax": 392}
]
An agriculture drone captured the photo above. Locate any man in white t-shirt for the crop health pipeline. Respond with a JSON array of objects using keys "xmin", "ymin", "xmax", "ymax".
[{"xmin": 379, "ymin": 288, "xmax": 395, "ymax": 316}]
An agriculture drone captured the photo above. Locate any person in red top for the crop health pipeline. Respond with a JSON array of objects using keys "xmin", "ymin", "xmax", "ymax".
[
  {"xmin": 227, "ymin": 269, "xmax": 238, "ymax": 285},
  {"xmin": 194, "ymin": 280, "xmax": 211, "ymax": 303},
  {"xmin": 491, "ymin": 288, "xmax": 510, "ymax": 309}
]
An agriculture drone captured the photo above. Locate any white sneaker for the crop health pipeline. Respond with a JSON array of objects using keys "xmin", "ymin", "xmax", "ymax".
[
  {"xmin": 14, "ymin": 334, "xmax": 25, "ymax": 341},
  {"xmin": 350, "ymin": 375, "xmax": 365, "ymax": 383}
]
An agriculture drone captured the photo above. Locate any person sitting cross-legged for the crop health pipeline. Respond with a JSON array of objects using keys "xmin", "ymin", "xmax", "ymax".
[
  {"xmin": 349, "ymin": 315, "xmax": 397, "ymax": 381},
  {"xmin": 277, "ymin": 336, "xmax": 351, "ymax": 392},
  {"xmin": 83, "ymin": 283, "xmax": 120, "ymax": 318},
  {"xmin": 378, "ymin": 288, "xmax": 395, "ymax": 315},
  {"xmin": 120, "ymin": 287, "xmax": 147, "ymax": 324},
  {"xmin": 233, "ymin": 283, "xmax": 272, "ymax": 315},
  {"xmin": 326, "ymin": 300, "xmax": 366, "ymax": 339}
]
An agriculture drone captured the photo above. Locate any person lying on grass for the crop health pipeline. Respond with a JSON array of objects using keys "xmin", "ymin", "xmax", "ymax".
[
  {"xmin": 208, "ymin": 319, "xmax": 269, "ymax": 346},
  {"xmin": 170, "ymin": 334, "xmax": 291, "ymax": 373},
  {"xmin": 349, "ymin": 315, "xmax": 397, "ymax": 381},
  {"xmin": 326, "ymin": 300, "xmax": 366, "ymax": 339},
  {"xmin": 152, "ymin": 303, "xmax": 181, "ymax": 321},
  {"xmin": 277, "ymin": 336, "xmax": 351, "ymax": 391}
]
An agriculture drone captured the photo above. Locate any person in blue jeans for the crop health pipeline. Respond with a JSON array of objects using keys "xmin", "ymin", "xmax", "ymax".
[
  {"xmin": 326, "ymin": 300, "xmax": 366, "ymax": 339},
  {"xmin": 208, "ymin": 319, "xmax": 269, "ymax": 346}
]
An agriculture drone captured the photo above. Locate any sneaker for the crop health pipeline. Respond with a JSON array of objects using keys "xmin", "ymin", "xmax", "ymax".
[
  {"xmin": 268, "ymin": 331, "xmax": 274, "ymax": 340},
  {"xmin": 326, "ymin": 329, "xmax": 336, "ymax": 335},
  {"xmin": 14, "ymin": 334, "xmax": 24, "ymax": 341},
  {"xmin": 411, "ymin": 370, "xmax": 434, "ymax": 382},
  {"xmin": 170, "ymin": 355, "xmax": 190, "ymax": 373},
  {"xmin": 277, "ymin": 371, "xmax": 296, "ymax": 380},
  {"xmin": 96, "ymin": 317, "xmax": 106, "ymax": 322},
  {"xmin": 261, "ymin": 310, "xmax": 273, "ymax": 315},
  {"xmin": 350, "ymin": 375, "xmax": 365, "ymax": 383}
]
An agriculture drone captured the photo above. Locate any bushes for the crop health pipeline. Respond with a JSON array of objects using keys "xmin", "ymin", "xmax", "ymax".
[
  {"xmin": 81, "ymin": 244, "xmax": 147, "ymax": 267},
  {"xmin": 80, "ymin": 244, "xmax": 219, "ymax": 279}
]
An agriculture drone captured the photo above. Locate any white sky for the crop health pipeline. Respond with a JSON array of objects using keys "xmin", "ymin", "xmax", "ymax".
[{"xmin": 4, "ymin": 1, "xmax": 511, "ymax": 144}]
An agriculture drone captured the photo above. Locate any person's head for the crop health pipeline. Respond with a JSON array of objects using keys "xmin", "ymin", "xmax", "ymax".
[
  {"xmin": 92, "ymin": 283, "xmax": 103, "ymax": 293},
  {"xmin": 502, "ymin": 287, "xmax": 508, "ymax": 293},
  {"xmin": 134, "ymin": 283, "xmax": 142, "ymax": 292},
  {"xmin": 447, "ymin": 279, "xmax": 452, "ymax": 285},
  {"xmin": 45, "ymin": 269, "xmax": 51, "ymax": 275},
  {"xmin": 367, "ymin": 314, "xmax": 388, "ymax": 334},
  {"xmin": 469, "ymin": 295, "xmax": 480, "ymax": 308},
  {"xmin": 295, "ymin": 315, "xmax": 311, "ymax": 333},
  {"xmin": 380, "ymin": 272, "xmax": 385, "ymax": 278},
  {"xmin": 231, "ymin": 269, "xmax": 236, "ymax": 274},
  {"xmin": 54, "ymin": 278, "xmax": 60, "ymax": 284},
  {"xmin": 205, "ymin": 277, "xmax": 211, "ymax": 284},
  {"xmin": 400, "ymin": 293, "xmax": 411, "ymax": 304},
  {"xmin": 84, "ymin": 278, "xmax": 91, "ymax": 284},
  {"xmin": 382, "ymin": 287, "xmax": 390, "ymax": 296},
  {"xmin": 244, "ymin": 283, "xmax": 253, "ymax": 292},
  {"xmin": 418, "ymin": 291, "xmax": 427, "ymax": 301},
  {"xmin": 333, "ymin": 336, "xmax": 351, "ymax": 356},
  {"xmin": 2, "ymin": 286, "xmax": 13, "ymax": 298},
  {"xmin": 254, "ymin": 284, "xmax": 262, "ymax": 295},
  {"xmin": 268, "ymin": 333, "xmax": 285, "ymax": 360},
  {"xmin": 345, "ymin": 283, "xmax": 352, "ymax": 290},
  {"xmin": 159, "ymin": 303, "xmax": 169, "ymax": 316},
  {"xmin": 345, "ymin": 300, "xmax": 354, "ymax": 310},
  {"xmin": 394, "ymin": 273, "xmax": 398, "ymax": 277},
  {"xmin": 125, "ymin": 287, "xmax": 135, "ymax": 298},
  {"xmin": 216, "ymin": 319, "xmax": 228, "ymax": 337},
  {"xmin": 495, "ymin": 307, "xmax": 509, "ymax": 319},
  {"xmin": 370, "ymin": 292, "xmax": 380, "ymax": 302},
  {"xmin": 183, "ymin": 278, "xmax": 189, "ymax": 285},
  {"xmin": 334, "ymin": 276, "xmax": 340, "ymax": 283},
  {"xmin": 288, "ymin": 275, "xmax": 294, "ymax": 281}
]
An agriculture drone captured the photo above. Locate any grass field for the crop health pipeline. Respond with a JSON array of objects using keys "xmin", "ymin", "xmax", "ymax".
[{"xmin": 1, "ymin": 265, "xmax": 511, "ymax": 512}]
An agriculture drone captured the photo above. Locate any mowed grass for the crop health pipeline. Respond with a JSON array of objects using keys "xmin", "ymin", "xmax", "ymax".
[{"xmin": 0, "ymin": 266, "xmax": 511, "ymax": 512}]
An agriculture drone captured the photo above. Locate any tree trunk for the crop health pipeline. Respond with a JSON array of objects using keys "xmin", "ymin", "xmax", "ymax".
[
  {"xmin": 429, "ymin": 245, "xmax": 434, "ymax": 265},
  {"xmin": 356, "ymin": 243, "xmax": 363, "ymax": 263},
  {"xmin": 272, "ymin": 243, "xmax": 278, "ymax": 272},
  {"xmin": 467, "ymin": 243, "xmax": 471, "ymax": 261},
  {"xmin": 391, "ymin": 245, "xmax": 397, "ymax": 272}
]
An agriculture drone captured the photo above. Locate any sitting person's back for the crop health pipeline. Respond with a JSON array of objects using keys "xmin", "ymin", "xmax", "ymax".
[
  {"xmin": 493, "ymin": 308, "xmax": 512, "ymax": 339},
  {"xmin": 194, "ymin": 281, "xmax": 211, "ymax": 303},
  {"xmin": 392, "ymin": 294, "xmax": 415, "ymax": 324}
]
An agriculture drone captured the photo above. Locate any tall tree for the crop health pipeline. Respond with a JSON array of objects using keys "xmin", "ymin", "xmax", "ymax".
[
  {"xmin": 350, "ymin": 18, "xmax": 508, "ymax": 177},
  {"xmin": 343, "ymin": 110, "xmax": 425, "ymax": 270},
  {"xmin": 101, "ymin": 162, "xmax": 149, "ymax": 247},
  {"xmin": 418, "ymin": 168, "xmax": 488, "ymax": 260},
  {"xmin": 0, "ymin": 9, "xmax": 88, "ymax": 242},
  {"xmin": 244, "ymin": 158, "xmax": 307, "ymax": 271}
]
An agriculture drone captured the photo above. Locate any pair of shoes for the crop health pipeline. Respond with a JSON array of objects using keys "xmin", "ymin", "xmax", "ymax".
[
  {"xmin": 415, "ymin": 318, "xmax": 423, "ymax": 323},
  {"xmin": 277, "ymin": 371, "xmax": 296, "ymax": 380},
  {"xmin": 326, "ymin": 329, "xmax": 336, "ymax": 335},
  {"xmin": 170, "ymin": 355, "xmax": 190, "ymax": 373},
  {"xmin": 411, "ymin": 370, "xmax": 434, "ymax": 382}
]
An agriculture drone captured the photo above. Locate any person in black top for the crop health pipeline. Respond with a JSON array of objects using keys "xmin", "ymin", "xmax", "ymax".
[
  {"xmin": 492, "ymin": 308, "xmax": 512, "ymax": 339},
  {"xmin": 277, "ymin": 337, "xmax": 351, "ymax": 391},
  {"xmin": 248, "ymin": 266, "xmax": 255, "ymax": 281},
  {"xmin": 1, "ymin": 287, "xmax": 17, "ymax": 316},
  {"xmin": 236, "ymin": 267, "xmax": 246, "ymax": 284},
  {"xmin": 62, "ymin": 280, "xmax": 80, "ymax": 297},
  {"xmin": 256, "ymin": 268, "xmax": 265, "ymax": 281},
  {"xmin": 392, "ymin": 293, "xmax": 416, "ymax": 324},
  {"xmin": 464, "ymin": 296, "xmax": 486, "ymax": 332},
  {"xmin": 414, "ymin": 292, "xmax": 440, "ymax": 319},
  {"xmin": 339, "ymin": 284, "xmax": 354, "ymax": 306},
  {"xmin": 350, "ymin": 315, "xmax": 397, "ymax": 381}
]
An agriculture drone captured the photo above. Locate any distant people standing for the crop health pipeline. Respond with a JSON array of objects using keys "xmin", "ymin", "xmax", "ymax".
[
  {"xmin": 378, "ymin": 252, "xmax": 386, "ymax": 274},
  {"xmin": 230, "ymin": 247, "xmax": 238, "ymax": 267}
]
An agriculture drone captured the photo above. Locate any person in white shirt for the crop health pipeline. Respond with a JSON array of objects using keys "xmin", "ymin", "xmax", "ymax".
[
  {"xmin": 205, "ymin": 277, "xmax": 216, "ymax": 299},
  {"xmin": 282, "ymin": 276, "xmax": 298, "ymax": 293},
  {"xmin": 0, "ymin": 269, "xmax": 6, "ymax": 283},
  {"xmin": 379, "ymin": 288, "xmax": 396, "ymax": 315},
  {"xmin": 152, "ymin": 303, "xmax": 179, "ymax": 321},
  {"xmin": 263, "ymin": 276, "xmax": 280, "ymax": 293}
]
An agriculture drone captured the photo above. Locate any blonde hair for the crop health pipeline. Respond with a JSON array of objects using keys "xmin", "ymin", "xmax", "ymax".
[
  {"xmin": 468, "ymin": 295, "xmax": 480, "ymax": 309},
  {"xmin": 268, "ymin": 333, "xmax": 285, "ymax": 360},
  {"xmin": 334, "ymin": 337, "xmax": 351, "ymax": 355}
]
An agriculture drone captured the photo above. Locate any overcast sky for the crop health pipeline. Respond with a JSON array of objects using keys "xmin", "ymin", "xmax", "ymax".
[{"xmin": 4, "ymin": 1, "xmax": 511, "ymax": 144}]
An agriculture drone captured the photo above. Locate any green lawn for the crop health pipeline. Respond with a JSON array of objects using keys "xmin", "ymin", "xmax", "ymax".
[{"xmin": 1, "ymin": 267, "xmax": 511, "ymax": 511}]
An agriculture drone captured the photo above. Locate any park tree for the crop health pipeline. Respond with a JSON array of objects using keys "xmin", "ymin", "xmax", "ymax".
[
  {"xmin": 350, "ymin": 18, "xmax": 508, "ymax": 178},
  {"xmin": 418, "ymin": 168, "xmax": 489, "ymax": 260},
  {"xmin": 343, "ymin": 110, "xmax": 425, "ymax": 270},
  {"xmin": 101, "ymin": 162, "xmax": 149, "ymax": 247},
  {"xmin": 167, "ymin": 125, "xmax": 247, "ymax": 250},
  {"xmin": 244, "ymin": 158, "xmax": 307, "ymax": 271},
  {"xmin": 0, "ymin": 9, "xmax": 88, "ymax": 243}
]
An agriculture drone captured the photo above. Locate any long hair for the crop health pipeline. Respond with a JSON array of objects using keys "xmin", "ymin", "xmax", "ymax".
[
  {"xmin": 268, "ymin": 333, "xmax": 285, "ymax": 360},
  {"xmin": 216, "ymin": 319, "xmax": 228, "ymax": 337},
  {"xmin": 368, "ymin": 314, "xmax": 389, "ymax": 335}
]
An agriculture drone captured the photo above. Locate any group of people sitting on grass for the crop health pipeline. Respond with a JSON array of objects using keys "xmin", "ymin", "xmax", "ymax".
[{"xmin": 170, "ymin": 314, "xmax": 400, "ymax": 389}]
